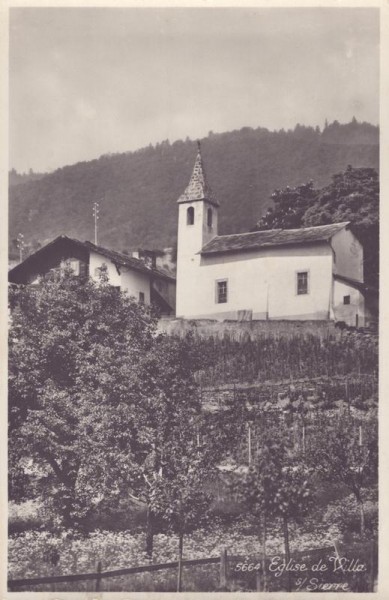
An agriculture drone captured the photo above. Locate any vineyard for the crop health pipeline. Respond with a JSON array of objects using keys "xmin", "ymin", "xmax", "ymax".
[
  {"xmin": 9, "ymin": 270, "xmax": 379, "ymax": 592},
  {"xmin": 192, "ymin": 330, "xmax": 378, "ymax": 386}
]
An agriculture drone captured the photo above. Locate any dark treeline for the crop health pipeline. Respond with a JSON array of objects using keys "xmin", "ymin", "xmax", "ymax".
[{"xmin": 9, "ymin": 119, "xmax": 378, "ymax": 257}]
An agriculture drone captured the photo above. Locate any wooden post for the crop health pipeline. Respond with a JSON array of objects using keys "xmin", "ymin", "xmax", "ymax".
[
  {"xmin": 332, "ymin": 539, "xmax": 344, "ymax": 572},
  {"xmin": 248, "ymin": 424, "xmax": 252, "ymax": 465},
  {"xmin": 95, "ymin": 560, "xmax": 102, "ymax": 592},
  {"xmin": 256, "ymin": 570, "xmax": 262, "ymax": 591},
  {"xmin": 370, "ymin": 539, "xmax": 375, "ymax": 592},
  {"xmin": 177, "ymin": 533, "xmax": 184, "ymax": 592},
  {"xmin": 220, "ymin": 547, "xmax": 228, "ymax": 589},
  {"xmin": 262, "ymin": 513, "xmax": 268, "ymax": 592},
  {"xmin": 346, "ymin": 379, "xmax": 350, "ymax": 413}
]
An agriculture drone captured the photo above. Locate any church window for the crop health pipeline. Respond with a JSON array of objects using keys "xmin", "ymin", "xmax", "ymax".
[
  {"xmin": 139, "ymin": 291, "xmax": 145, "ymax": 303},
  {"xmin": 216, "ymin": 279, "xmax": 228, "ymax": 304},
  {"xmin": 207, "ymin": 208, "xmax": 213, "ymax": 227},
  {"xmin": 297, "ymin": 271, "xmax": 309, "ymax": 295},
  {"xmin": 187, "ymin": 206, "xmax": 194, "ymax": 225},
  {"xmin": 343, "ymin": 295, "xmax": 351, "ymax": 305}
]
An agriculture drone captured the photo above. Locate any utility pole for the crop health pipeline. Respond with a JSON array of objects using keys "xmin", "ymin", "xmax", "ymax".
[
  {"xmin": 16, "ymin": 233, "xmax": 25, "ymax": 263},
  {"xmin": 93, "ymin": 202, "xmax": 99, "ymax": 245}
]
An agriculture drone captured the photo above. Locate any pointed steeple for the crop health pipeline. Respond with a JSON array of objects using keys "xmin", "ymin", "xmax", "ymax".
[{"xmin": 177, "ymin": 141, "xmax": 219, "ymax": 206}]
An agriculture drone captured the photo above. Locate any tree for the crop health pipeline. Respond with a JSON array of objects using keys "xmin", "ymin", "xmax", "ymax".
[
  {"xmin": 308, "ymin": 412, "xmax": 378, "ymax": 536},
  {"xmin": 148, "ymin": 437, "xmax": 213, "ymax": 590},
  {"xmin": 303, "ymin": 166, "xmax": 379, "ymax": 286},
  {"xmin": 9, "ymin": 266, "xmax": 215, "ymax": 555},
  {"xmin": 256, "ymin": 181, "xmax": 316, "ymax": 230},
  {"xmin": 9, "ymin": 265, "xmax": 158, "ymax": 529},
  {"xmin": 231, "ymin": 424, "xmax": 313, "ymax": 591}
]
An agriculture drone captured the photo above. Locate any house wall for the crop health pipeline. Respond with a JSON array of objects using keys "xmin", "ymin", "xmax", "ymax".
[
  {"xmin": 89, "ymin": 251, "xmax": 151, "ymax": 303},
  {"xmin": 176, "ymin": 243, "xmax": 333, "ymax": 320},
  {"xmin": 89, "ymin": 251, "xmax": 122, "ymax": 286},
  {"xmin": 331, "ymin": 228, "xmax": 363, "ymax": 281},
  {"xmin": 121, "ymin": 268, "xmax": 151, "ymax": 303},
  {"xmin": 333, "ymin": 279, "xmax": 365, "ymax": 327}
]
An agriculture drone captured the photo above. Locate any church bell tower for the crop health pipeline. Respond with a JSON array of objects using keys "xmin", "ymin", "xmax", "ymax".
[{"xmin": 176, "ymin": 141, "xmax": 219, "ymax": 317}]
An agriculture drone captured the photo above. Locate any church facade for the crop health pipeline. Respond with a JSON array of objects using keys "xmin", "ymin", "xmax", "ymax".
[{"xmin": 176, "ymin": 144, "xmax": 370, "ymax": 327}]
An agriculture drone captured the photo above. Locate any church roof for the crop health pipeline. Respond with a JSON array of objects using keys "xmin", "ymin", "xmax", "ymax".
[
  {"xmin": 200, "ymin": 222, "xmax": 350, "ymax": 256},
  {"xmin": 177, "ymin": 142, "xmax": 219, "ymax": 207}
]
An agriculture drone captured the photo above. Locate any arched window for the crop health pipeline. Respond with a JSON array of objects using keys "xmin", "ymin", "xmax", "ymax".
[
  {"xmin": 187, "ymin": 206, "xmax": 194, "ymax": 225},
  {"xmin": 207, "ymin": 208, "xmax": 213, "ymax": 227}
]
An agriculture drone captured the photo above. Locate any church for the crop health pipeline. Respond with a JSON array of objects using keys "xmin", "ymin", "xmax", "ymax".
[{"xmin": 176, "ymin": 143, "xmax": 372, "ymax": 327}]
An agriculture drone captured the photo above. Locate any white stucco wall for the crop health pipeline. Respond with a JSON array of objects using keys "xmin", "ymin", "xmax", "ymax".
[
  {"xmin": 89, "ymin": 251, "xmax": 150, "ymax": 303},
  {"xmin": 177, "ymin": 243, "xmax": 334, "ymax": 320},
  {"xmin": 176, "ymin": 200, "xmax": 218, "ymax": 317},
  {"xmin": 331, "ymin": 228, "xmax": 363, "ymax": 281},
  {"xmin": 121, "ymin": 268, "xmax": 151, "ymax": 303},
  {"xmin": 333, "ymin": 279, "xmax": 365, "ymax": 327}
]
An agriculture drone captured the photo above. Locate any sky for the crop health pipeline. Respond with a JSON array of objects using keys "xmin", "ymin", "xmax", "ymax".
[{"xmin": 9, "ymin": 7, "xmax": 379, "ymax": 173}]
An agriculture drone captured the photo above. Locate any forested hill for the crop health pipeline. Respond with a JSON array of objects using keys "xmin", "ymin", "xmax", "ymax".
[{"xmin": 9, "ymin": 120, "xmax": 379, "ymax": 255}]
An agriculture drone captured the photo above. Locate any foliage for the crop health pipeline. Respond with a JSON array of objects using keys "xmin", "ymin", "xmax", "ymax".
[
  {"xmin": 234, "ymin": 428, "xmax": 313, "ymax": 514},
  {"xmin": 308, "ymin": 412, "xmax": 378, "ymax": 536},
  {"xmin": 9, "ymin": 268, "xmax": 211, "ymax": 538},
  {"xmin": 323, "ymin": 492, "xmax": 378, "ymax": 539},
  {"xmin": 9, "ymin": 120, "xmax": 378, "ymax": 254},
  {"xmin": 258, "ymin": 181, "xmax": 316, "ymax": 230}
]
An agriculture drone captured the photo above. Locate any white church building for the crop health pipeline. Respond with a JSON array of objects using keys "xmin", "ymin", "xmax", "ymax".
[{"xmin": 176, "ymin": 144, "xmax": 371, "ymax": 327}]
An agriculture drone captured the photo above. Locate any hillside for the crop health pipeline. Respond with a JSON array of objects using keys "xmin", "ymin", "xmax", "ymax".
[{"xmin": 9, "ymin": 120, "xmax": 379, "ymax": 256}]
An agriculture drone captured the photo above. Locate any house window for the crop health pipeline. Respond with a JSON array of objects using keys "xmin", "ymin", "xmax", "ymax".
[
  {"xmin": 343, "ymin": 295, "xmax": 351, "ymax": 305},
  {"xmin": 207, "ymin": 208, "xmax": 213, "ymax": 227},
  {"xmin": 187, "ymin": 206, "xmax": 194, "ymax": 225},
  {"xmin": 69, "ymin": 259, "xmax": 80, "ymax": 276},
  {"xmin": 216, "ymin": 280, "xmax": 228, "ymax": 304},
  {"xmin": 297, "ymin": 271, "xmax": 309, "ymax": 295},
  {"xmin": 139, "ymin": 291, "xmax": 145, "ymax": 303},
  {"xmin": 79, "ymin": 261, "xmax": 88, "ymax": 278}
]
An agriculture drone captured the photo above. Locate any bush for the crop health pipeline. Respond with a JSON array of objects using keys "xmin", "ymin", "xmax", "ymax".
[{"xmin": 323, "ymin": 492, "xmax": 378, "ymax": 538}]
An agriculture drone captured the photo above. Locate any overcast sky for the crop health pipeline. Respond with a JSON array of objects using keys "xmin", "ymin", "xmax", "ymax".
[{"xmin": 9, "ymin": 7, "xmax": 379, "ymax": 173}]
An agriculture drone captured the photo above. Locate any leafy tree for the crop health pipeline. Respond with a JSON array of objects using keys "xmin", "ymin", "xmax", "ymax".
[
  {"xmin": 303, "ymin": 166, "xmax": 379, "ymax": 286},
  {"xmin": 257, "ymin": 181, "xmax": 316, "ymax": 230},
  {"xmin": 232, "ymin": 425, "xmax": 313, "ymax": 591},
  {"xmin": 149, "ymin": 442, "xmax": 213, "ymax": 590},
  {"xmin": 9, "ymin": 267, "xmax": 212, "ymax": 555},
  {"xmin": 9, "ymin": 265, "xmax": 157, "ymax": 528},
  {"xmin": 308, "ymin": 412, "xmax": 378, "ymax": 536}
]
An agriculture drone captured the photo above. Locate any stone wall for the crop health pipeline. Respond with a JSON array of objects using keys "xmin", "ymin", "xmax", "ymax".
[{"xmin": 157, "ymin": 317, "xmax": 340, "ymax": 340}]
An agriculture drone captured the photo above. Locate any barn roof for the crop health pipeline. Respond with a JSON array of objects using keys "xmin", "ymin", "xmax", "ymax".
[{"xmin": 200, "ymin": 222, "xmax": 350, "ymax": 256}]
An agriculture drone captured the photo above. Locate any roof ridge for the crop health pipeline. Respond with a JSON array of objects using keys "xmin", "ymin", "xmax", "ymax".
[
  {"xmin": 201, "ymin": 222, "xmax": 352, "ymax": 255},
  {"xmin": 203, "ymin": 222, "xmax": 349, "ymax": 246}
]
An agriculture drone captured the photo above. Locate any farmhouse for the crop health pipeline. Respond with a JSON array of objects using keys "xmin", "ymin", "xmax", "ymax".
[
  {"xmin": 8, "ymin": 236, "xmax": 176, "ymax": 315},
  {"xmin": 176, "ymin": 144, "xmax": 374, "ymax": 327}
]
